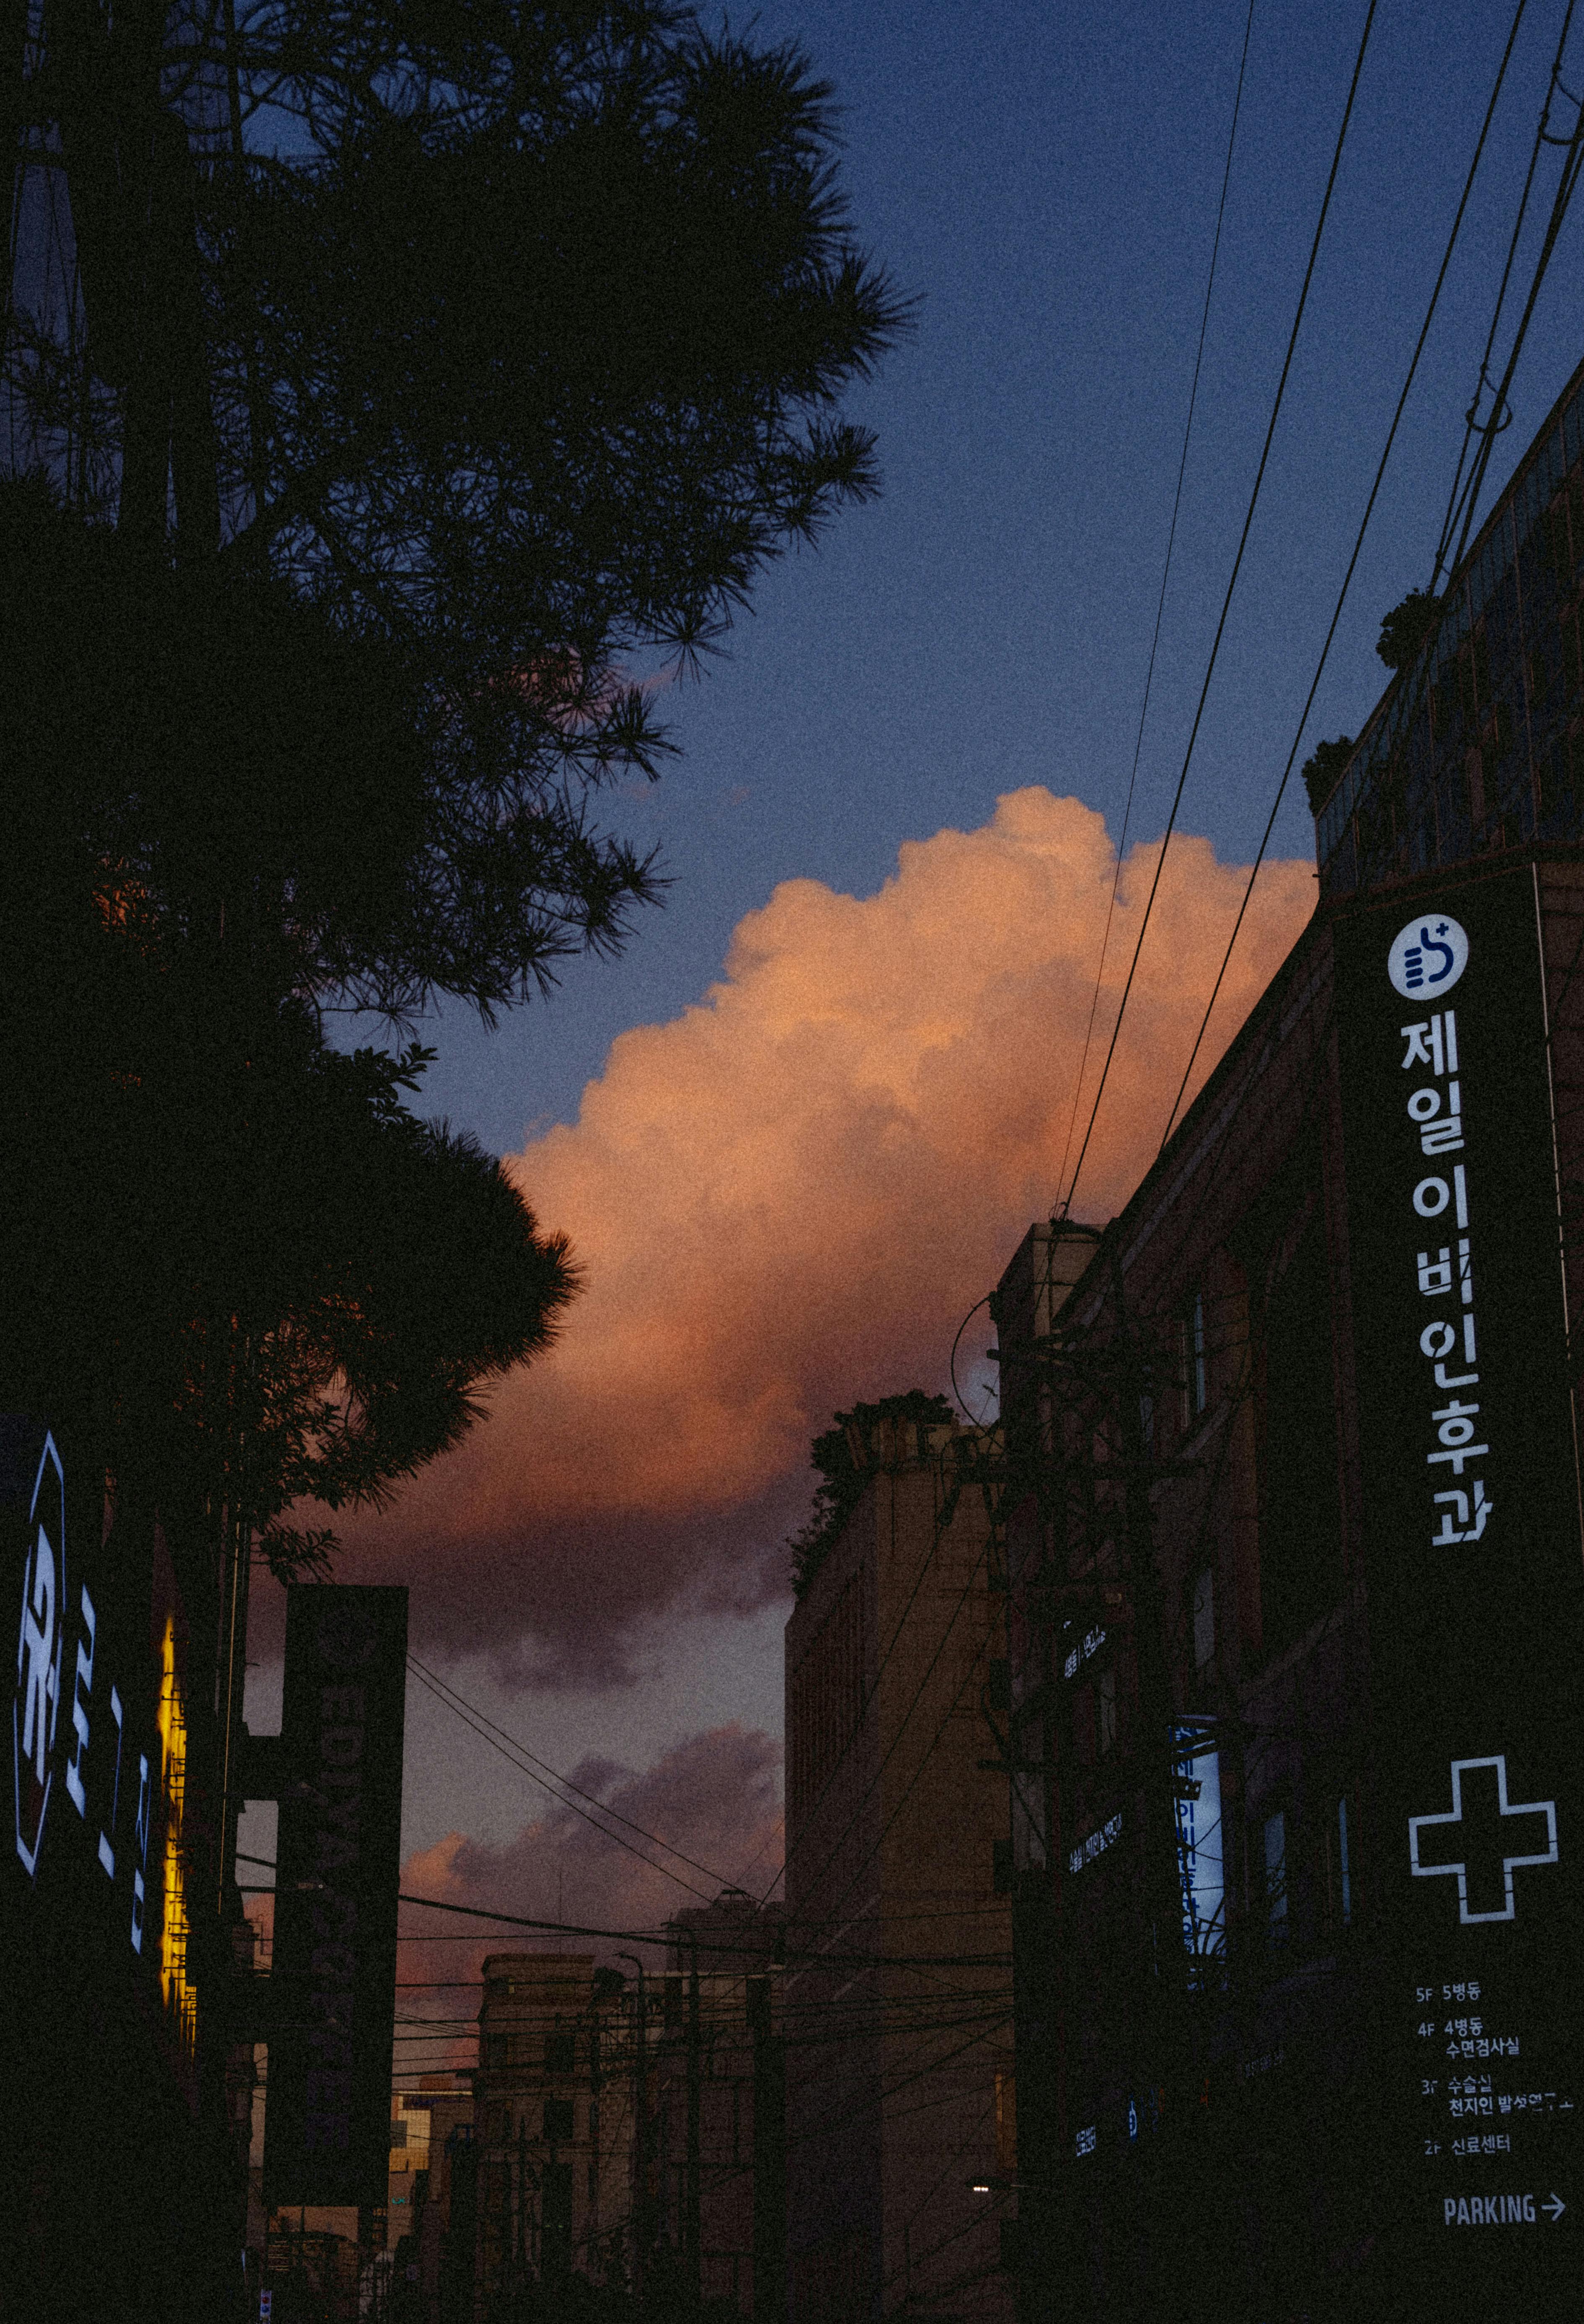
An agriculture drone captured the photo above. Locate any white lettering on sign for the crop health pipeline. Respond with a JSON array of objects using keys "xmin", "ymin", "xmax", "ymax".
[
  {"xmin": 1376, "ymin": 945, "xmax": 1496, "ymax": 1547},
  {"xmin": 1062, "ymin": 1625, "xmax": 1106, "ymax": 1681},
  {"xmin": 1442, "ymin": 2193, "xmax": 1538, "ymax": 2224},
  {"xmin": 1068, "ymin": 1810, "xmax": 1122, "ymax": 1877},
  {"xmin": 131, "ymin": 1751, "xmax": 150, "ymax": 1952},
  {"xmin": 1409, "ymin": 1757, "xmax": 1558, "ymax": 1924},
  {"xmin": 64, "ymin": 1584, "xmax": 95, "ymax": 1816},
  {"xmin": 13, "ymin": 1434, "xmax": 65, "ymax": 1876}
]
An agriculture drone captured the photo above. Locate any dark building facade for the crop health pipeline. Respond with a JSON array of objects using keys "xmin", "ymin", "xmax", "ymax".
[
  {"xmin": 783, "ymin": 1410, "xmax": 1014, "ymax": 2324},
  {"xmin": 652, "ymin": 1890, "xmax": 786, "ymax": 2320},
  {"xmin": 996, "ymin": 362, "xmax": 1584, "ymax": 2322},
  {"xmin": 472, "ymin": 1953, "xmax": 633, "ymax": 2306}
]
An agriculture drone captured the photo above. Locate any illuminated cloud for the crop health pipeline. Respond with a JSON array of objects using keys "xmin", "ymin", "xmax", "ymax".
[{"xmin": 336, "ymin": 789, "xmax": 1313, "ymax": 1674}]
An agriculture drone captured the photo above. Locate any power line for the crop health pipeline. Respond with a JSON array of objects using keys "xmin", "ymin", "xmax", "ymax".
[
  {"xmin": 703, "ymin": 2008, "xmax": 1017, "ymax": 2196},
  {"xmin": 408, "ymin": 1652, "xmax": 740, "ymax": 1892},
  {"xmin": 405, "ymin": 1655, "xmax": 721, "ymax": 1905},
  {"xmin": 1445, "ymin": 51, "xmax": 1584, "ymax": 580},
  {"xmin": 1062, "ymin": 0, "xmax": 1379, "ymax": 1215},
  {"xmin": 1054, "ymin": 0, "xmax": 1258, "ymax": 1206},
  {"xmin": 1434, "ymin": 0, "xmax": 1581, "ymax": 587},
  {"xmin": 392, "ymin": 1890, "xmax": 1010, "ymax": 1972},
  {"xmin": 1158, "ymin": 0, "xmax": 1538, "ymax": 1147}
]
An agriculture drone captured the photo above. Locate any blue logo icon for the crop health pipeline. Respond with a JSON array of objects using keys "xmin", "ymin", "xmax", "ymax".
[
  {"xmin": 13, "ymin": 1433, "xmax": 65, "ymax": 1877},
  {"xmin": 1388, "ymin": 914, "xmax": 1468, "ymax": 1000}
]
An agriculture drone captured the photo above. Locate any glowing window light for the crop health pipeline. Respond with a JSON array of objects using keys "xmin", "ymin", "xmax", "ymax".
[{"xmin": 157, "ymin": 1617, "xmax": 197, "ymax": 2053}]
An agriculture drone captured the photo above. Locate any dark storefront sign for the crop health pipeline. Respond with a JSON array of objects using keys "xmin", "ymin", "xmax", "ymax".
[
  {"xmin": 264, "ymin": 1583, "xmax": 408, "ymax": 2209},
  {"xmin": 1336, "ymin": 868, "xmax": 1584, "ymax": 2304}
]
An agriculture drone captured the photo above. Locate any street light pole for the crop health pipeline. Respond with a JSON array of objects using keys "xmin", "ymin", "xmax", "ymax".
[
  {"xmin": 685, "ymin": 1936, "xmax": 702, "ymax": 2315},
  {"xmin": 616, "ymin": 1952, "xmax": 649, "ymax": 2306}
]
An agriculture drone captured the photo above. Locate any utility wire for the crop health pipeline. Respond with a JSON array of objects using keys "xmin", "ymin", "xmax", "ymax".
[
  {"xmin": 392, "ymin": 1890, "xmax": 1010, "ymax": 1972},
  {"xmin": 406, "ymin": 1655, "xmax": 719, "ymax": 1906},
  {"xmin": 1444, "ymin": 35, "xmax": 1584, "ymax": 581},
  {"xmin": 700, "ymin": 2009, "xmax": 1017, "ymax": 2195},
  {"xmin": 402, "ymin": 1664, "xmax": 711, "ymax": 1896},
  {"xmin": 1434, "ymin": 0, "xmax": 1579, "ymax": 588},
  {"xmin": 1158, "ymin": 0, "xmax": 1538, "ymax": 1148},
  {"xmin": 1054, "ymin": 0, "xmax": 1257, "ymax": 1206},
  {"xmin": 1062, "ymin": 0, "xmax": 1378, "ymax": 1216}
]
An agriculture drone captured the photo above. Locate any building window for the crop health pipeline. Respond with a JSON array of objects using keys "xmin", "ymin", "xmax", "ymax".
[
  {"xmin": 1180, "ymin": 1290, "xmax": 1208, "ymax": 1428},
  {"xmin": 1264, "ymin": 1810, "xmax": 1288, "ymax": 1942},
  {"xmin": 543, "ymin": 2097, "xmax": 575, "ymax": 2143},
  {"xmin": 1097, "ymin": 1666, "xmax": 1118, "ymax": 1757},
  {"xmin": 1192, "ymin": 1568, "xmax": 1215, "ymax": 1670},
  {"xmin": 545, "ymin": 2032, "xmax": 576, "ymax": 2075}
]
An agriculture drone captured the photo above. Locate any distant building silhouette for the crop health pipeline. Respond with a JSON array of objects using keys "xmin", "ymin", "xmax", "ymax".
[{"xmin": 472, "ymin": 1953, "xmax": 633, "ymax": 2308}]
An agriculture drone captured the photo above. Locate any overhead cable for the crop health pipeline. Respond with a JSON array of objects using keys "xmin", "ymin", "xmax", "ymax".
[
  {"xmin": 1434, "ymin": 0, "xmax": 1580, "ymax": 588},
  {"xmin": 393, "ymin": 1888, "xmax": 1010, "ymax": 1971},
  {"xmin": 1061, "ymin": 0, "xmax": 1379, "ymax": 1215},
  {"xmin": 1054, "ymin": 0, "xmax": 1258, "ymax": 1206},
  {"xmin": 1157, "ymin": 0, "xmax": 1540, "ymax": 1149},
  {"xmin": 1444, "ymin": 57, "xmax": 1584, "ymax": 580},
  {"xmin": 405, "ymin": 1654, "xmax": 722, "ymax": 1904}
]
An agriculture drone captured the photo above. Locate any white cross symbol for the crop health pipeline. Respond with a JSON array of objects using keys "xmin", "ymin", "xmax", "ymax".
[{"xmin": 1409, "ymin": 1756, "xmax": 1558, "ymax": 1924}]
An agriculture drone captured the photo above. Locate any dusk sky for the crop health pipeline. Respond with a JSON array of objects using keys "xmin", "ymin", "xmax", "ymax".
[{"xmin": 243, "ymin": 0, "xmax": 1584, "ymax": 2005}]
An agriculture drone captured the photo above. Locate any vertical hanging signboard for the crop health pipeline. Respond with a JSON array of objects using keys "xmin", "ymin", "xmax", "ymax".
[
  {"xmin": 264, "ymin": 1584, "xmax": 408, "ymax": 2209},
  {"xmin": 1336, "ymin": 868, "xmax": 1584, "ymax": 2309},
  {"xmin": 3, "ymin": 1413, "xmax": 166, "ymax": 2005}
]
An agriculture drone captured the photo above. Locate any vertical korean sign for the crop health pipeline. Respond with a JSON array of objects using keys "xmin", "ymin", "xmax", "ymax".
[
  {"xmin": 3, "ymin": 1413, "xmax": 165, "ymax": 2010},
  {"xmin": 264, "ymin": 1585, "xmax": 407, "ymax": 2208},
  {"xmin": 1336, "ymin": 869, "xmax": 1584, "ymax": 2307}
]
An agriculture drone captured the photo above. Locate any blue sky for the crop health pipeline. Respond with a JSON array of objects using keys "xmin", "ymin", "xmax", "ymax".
[
  {"xmin": 393, "ymin": 0, "xmax": 1584, "ymax": 1158},
  {"xmin": 271, "ymin": 0, "xmax": 1584, "ymax": 1872}
]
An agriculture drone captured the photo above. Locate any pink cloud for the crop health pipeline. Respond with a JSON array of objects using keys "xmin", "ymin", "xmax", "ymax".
[{"xmin": 332, "ymin": 790, "xmax": 1313, "ymax": 1678}]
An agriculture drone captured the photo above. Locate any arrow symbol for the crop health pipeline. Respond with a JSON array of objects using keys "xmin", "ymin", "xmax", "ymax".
[{"xmin": 1545, "ymin": 2193, "xmax": 1566, "ymax": 2223}]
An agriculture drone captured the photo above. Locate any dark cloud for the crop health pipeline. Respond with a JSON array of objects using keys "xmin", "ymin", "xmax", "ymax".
[{"xmin": 395, "ymin": 1725, "xmax": 783, "ymax": 2042}]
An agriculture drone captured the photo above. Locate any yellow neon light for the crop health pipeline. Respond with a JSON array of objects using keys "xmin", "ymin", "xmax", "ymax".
[{"xmin": 157, "ymin": 1617, "xmax": 197, "ymax": 2053}]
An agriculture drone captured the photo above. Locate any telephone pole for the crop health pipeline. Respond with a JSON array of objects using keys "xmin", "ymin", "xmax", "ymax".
[
  {"xmin": 748, "ymin": 1973, "xmax": 786, "ymax": 2324},
  {"xmin": 685, "ymin": 1937, "xmax": 702, "ymax": 2313},
  {"xmin": 617, "ymin": 1954, "xmax": 650, "ymax": 2306},
  {"xmin": 1110, "ymin": 1249, "xmax": 1187, "ymax": 2037}
]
